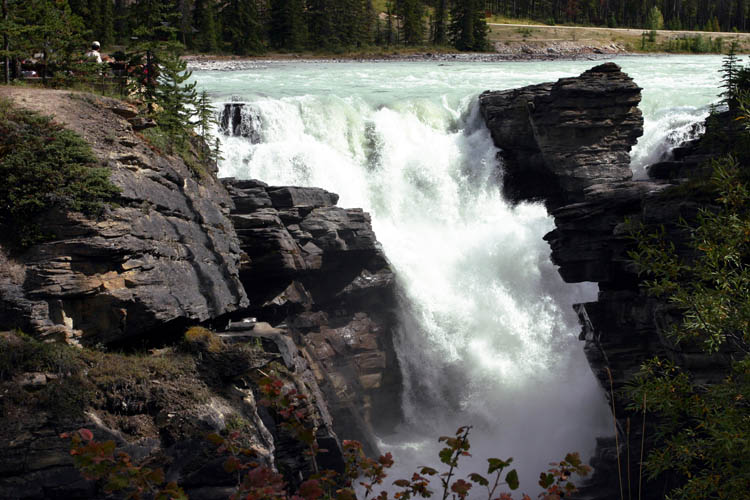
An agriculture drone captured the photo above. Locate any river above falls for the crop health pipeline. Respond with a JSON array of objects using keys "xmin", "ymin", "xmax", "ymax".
[{"xmin": 192, "ymin": 55, "xmax": 723, "ymax": 493}]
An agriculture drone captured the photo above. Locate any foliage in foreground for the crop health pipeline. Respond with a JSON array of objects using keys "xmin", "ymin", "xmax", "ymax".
[
  {"xmin": 62, "ymin": 372, "xmax": 590, "ymax": 500},
  {"xmin": 627, "ymin": 153, "xmax": 750, "ymax": 496},
  {"xmin": 0, "ymin": 98, "xmax": 120, "ymax": 249}
]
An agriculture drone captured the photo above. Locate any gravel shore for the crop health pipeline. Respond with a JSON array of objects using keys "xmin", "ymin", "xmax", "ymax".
[{"xmin": 185, "ymin": 42, "xmax": 629, "ymax": 71}]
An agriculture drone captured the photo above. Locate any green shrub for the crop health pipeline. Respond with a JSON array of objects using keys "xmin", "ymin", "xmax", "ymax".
[
  {"xmin": 0, "ymin": 331, "xmax": 83, "ymax": 381},
  {"xmin": 0, "ymin": 98, "xmax": 120, "ymax": 249}
]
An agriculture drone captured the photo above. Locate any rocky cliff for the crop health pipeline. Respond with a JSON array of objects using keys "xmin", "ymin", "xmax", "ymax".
[
  {"xmin": 222, "ymin": 178, "xmax": 401, "ymax": 455},
  {"xmin": 0, "ymin": 89, "xmax": 247, "ymax": 346},
  {"xmin": 480, "ymin": 63, "xmax": 731, "ymax": 499},
  {"xmin": 479, "ymin": 62, "xmax": 643, "ymax": 209},
  {"xmin": 0, "ymin": 89, "xmax": 399, "ymax": 497}
]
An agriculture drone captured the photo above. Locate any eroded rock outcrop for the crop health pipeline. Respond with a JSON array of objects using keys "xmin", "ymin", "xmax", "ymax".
[
  {"xmin": 481, "ymin": 63, "xmax": 732, "ymax": 499},
  {"xmin": 0, "ymin": 327, "xmax": 344, "ymax": 500},
  {"xmin": 0, "ymin": 89, "xmax": 247, "ymax": 345},
  {"xmin": 479, "ymin": 62, "xmax": 643, "ymax": 208},
  {"xmin": 223, "ymin": 179, "xmax": 401, "ymax": 454}
]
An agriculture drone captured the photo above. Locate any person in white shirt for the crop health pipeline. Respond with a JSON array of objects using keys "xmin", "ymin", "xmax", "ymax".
[{"xmin": 85, "ymin": 41, "xmax": 102, "ymax": 64}]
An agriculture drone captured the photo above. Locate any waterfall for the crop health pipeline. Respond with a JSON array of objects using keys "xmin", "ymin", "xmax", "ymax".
[
  {"xmin": 216, "ymin": 92, "xmax": 611, "ymax": 490},
  {"xmin": 199, "ymin": 55, "xmax": 723, "ymax": 494}
]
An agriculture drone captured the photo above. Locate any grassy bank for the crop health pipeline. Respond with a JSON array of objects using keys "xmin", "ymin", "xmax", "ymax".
[{"xmin": 488, "ymin": 22, "xmax": 750, "ymax": 54}]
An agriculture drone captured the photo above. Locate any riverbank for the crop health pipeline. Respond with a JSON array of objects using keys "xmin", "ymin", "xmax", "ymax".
[
  {"xmin": 181, "ymin": 21, "xmax": 750, "ymax": 71},
  {"xmin": 184, "ymin": 45, "xmax": 625, "ymax": 71},
  {"xmin": 489, "ymin": 22, "xmax": 750, "ymax": 54}
]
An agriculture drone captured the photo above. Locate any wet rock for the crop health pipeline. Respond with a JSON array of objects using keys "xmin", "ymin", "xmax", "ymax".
[{"xmin": 219, "ymin": 103, "xmax": 262, "ymax": 143}]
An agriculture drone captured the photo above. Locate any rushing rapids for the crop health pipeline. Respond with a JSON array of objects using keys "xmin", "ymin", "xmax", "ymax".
[{"xmin": 193, "ymin": 55, "xmax": 723, "ymax": 490}]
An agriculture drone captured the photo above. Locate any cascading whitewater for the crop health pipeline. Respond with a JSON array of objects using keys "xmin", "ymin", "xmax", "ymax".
[{"xmin": 196, "ymin": 56, "xmax": 724, "ymax": 492}]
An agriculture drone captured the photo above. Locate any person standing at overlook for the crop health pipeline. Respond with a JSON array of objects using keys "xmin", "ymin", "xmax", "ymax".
[{"xmin": 85, "ymin": 41, "xmax": 103, "ymax": 63}]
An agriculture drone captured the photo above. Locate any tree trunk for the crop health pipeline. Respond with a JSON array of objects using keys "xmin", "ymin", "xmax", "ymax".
[{"xmin": 3, "ymin": 0, "xmax": 9, "ymax": 84}]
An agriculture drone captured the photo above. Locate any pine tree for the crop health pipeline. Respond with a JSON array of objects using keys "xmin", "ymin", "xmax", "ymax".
[
  {"xmin": 395, "ymin": 0, "xmax": 424, "ymax": 45},
  {"xmin": 221, "ymin": 0, "xmax": 264, "ymax": 55},
  {"xmin": 195, "ymin": 90, "xmax": 217, "ymax": 142},
  {"xmin": 307, "ymin": 0, "xmax": 337, "ymax": 49},
  {"xmin": 193, "ymin": 0, "xmax": 219, "ymax": 52},
  {"xmin": 449, "ymin": 0, "xmax": 488, "ymax": 51},
  {"xmin": 154, "ymin": 50, "xmax": 198, "ymax": 148},
  {"xmin": 176, "ymin": 0, "xmax": 192, "ymax": 46},
  {"xmin": 386, "ymin": 1, "xmax": 395, "ymax": 45},
  {"xmin": 113, "ymin": 0, "xmax": 128, "ymax": 43},
  {"xmin": 432, "ymin": 0, "xmax": 447, "ymax": 45},
  {"xmin": 99, "ymin": 0, "xmax": 114, "ymax": 46},
  {"xmin": 721, "ymin": 41, "xmax": 741, "ymax": 107},
  {"xmin": 19, "ymin": 0, "xmax": 89, "ymax": 83},
  {"xmin": 127, "ymin": 0, "xmax": 181, "ymax": 113},
  {"xmin": 269, "ymin": 0, "xmax": 307, "ymax": 50}
]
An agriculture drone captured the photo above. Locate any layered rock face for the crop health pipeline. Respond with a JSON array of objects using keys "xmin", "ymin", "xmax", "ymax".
[
  {"xmin": 223, "ymin": 179, "xmax": 401, "ymax": 454},
  {"xmin": 479, "ymin": 62, "xmax": 643, "ymax": 208},
  {"xmin": 0, "ymin": 90, "xmax": 247, "ymax": 345},
  {"xmin": 480, "ymin": 63, "xmax": 729, "ymax": 499},
  {"xmin": 0, "ymin": 89, "xmax": 398, "ymax": 497}
]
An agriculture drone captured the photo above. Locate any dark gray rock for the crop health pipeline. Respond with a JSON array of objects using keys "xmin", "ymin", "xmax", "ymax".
[
  {"xmin": 481, "ymin": 65, "xmax": 734, "ymax": 500},
  {"xmin": 0, "ymin": 94, "xmax": 248, "ymax": 346},
  {"xmin": 222, "ymin": 178, "xmax": 401, "ymax": 455},
  {"xmin": 219, "ymin": 103, "xmax": 261, "ymax": 143},
  {"xmin": 479, "ymin": 62, "xmax": 643, "ymax": 208}
]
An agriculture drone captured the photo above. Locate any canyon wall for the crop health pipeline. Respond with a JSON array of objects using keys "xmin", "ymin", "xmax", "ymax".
[
  {"xmin": 480, "ymin": 62, "xmax": 731, "ymax": 499},
  {"xmin": 0, "ymin": 89, "xmax": 399, "ymax": 498}
]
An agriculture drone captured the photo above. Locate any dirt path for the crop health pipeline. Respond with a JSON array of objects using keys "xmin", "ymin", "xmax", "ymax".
[{"xmin": 0, "ymin": 87, "xmax": 139, "ymax": 157}]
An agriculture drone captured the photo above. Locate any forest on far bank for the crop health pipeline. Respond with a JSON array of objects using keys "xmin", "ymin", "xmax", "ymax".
[{"xmin": 4, "ymin": 0, "xmax": 748, "ymax": 58}]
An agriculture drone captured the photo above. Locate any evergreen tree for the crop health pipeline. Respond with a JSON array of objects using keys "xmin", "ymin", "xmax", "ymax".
[
  {"xmin": 307, "ymin": 0, "xmax": 337, "ymax": 49},
  {"xmin": 2, "ymin": 0, "xmax": 8, "ymax": 84},
  {"xmin": 195, "ymin": 90, "xmax": 216, "ymax": 142},
  {"xmin": 127, "ymin": 0, "xmax": 181, "ymax": 113},
  {"xmin": 19, "ymin": 0, "xmax": 89, "ymax": 82},
  {"xmin": 721, "ymin": 41, "xmax": 742, "ymax": 106},
  {"xmin": 385, "ymin": 1, "xmax": 395, "ymax": 45},
  {"xmin": 221, "ymin": 0, "xmax": 264, "ymax": 55},
  {"xmin": 269, "ymin": 0, "xmax": 307, "ymax": 50},
  {"xmin": 646, "ymin": 5, "xmax": 663, "ymax": 30},
  {"xmin": 432, "ymin": 0, "xmax": 447, "ymax": 45},
  {"xmin": 177, "ymin": 0, "xmax": 193, "ymax": 46},
  {"xmin": 0, "ymin": 0, "xmax": 24, "ymax": 83},
  {"xmin": 99, "ymin": 0, "xmax": 114, "ymax": 46},
  {"xmin": 113, "ymin": 0, "xmax": 128, "ymax": 43},
  {"xmin": 449, "ymin": 0, "xmax": 489, "ymax": 51},
  {"xmin": 154, "ymin": 50, "xmax": 197, "ymax": 148},
  {"xmin": 395, "ymin": 0, "xmax": 424, "ymax": 45},
  {"xmin": 193, "ymin": 0, "xmax": 219, "ymax": 52}
]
